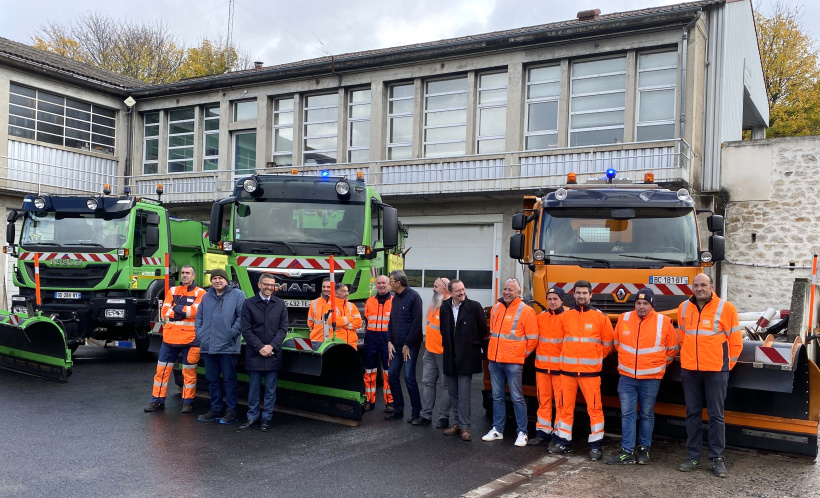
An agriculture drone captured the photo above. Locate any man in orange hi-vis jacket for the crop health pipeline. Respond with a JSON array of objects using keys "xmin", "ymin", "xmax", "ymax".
[
  {"xmin": 414, "ymin": 277, "xmax": 452, "ymax": 428},
  {"xmin": 606, "ymin": 288, "xmax": 678, "ymax": 466},
  {"xmin": 551, "ymin": 280, "xmax": 613, "ymax": 462},
  {"xmin": 362, "ymin": 275, "xmax": 393, "ymax": 412},
  {"xmin": 308, "ymin": 278, "xmax": 333, "ymax": 342},
  {"xmin": 144, "ymin": 265, "xmax": 206, "ymax": 413},
  {"xmin": 330, "ymin": 283, "xmax": 362, "ymax": 348},
  {"xmin": 676, "ymin": 273, "xmax": 741, "ymax": 479}
]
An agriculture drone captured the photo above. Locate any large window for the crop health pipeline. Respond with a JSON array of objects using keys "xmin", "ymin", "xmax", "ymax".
[
  {"xmin": 387, "ymin": 83, "xmax": 414, "ymax": 160},
  {"xmin": 272, "ymin": 97, "xmax": 294, "ymax": 166},
  {"xmin": 404, "ymin": 268, "xmax": 492, "ymax": 290},
  {"xmin": 233, "ymin": 100, "xmax": 257, "ymax": 121},
  {"xmin": 168, "ymin": 108, "xmax": 195, "ymax": 172},
  {"xmin": 476, "ymin": 72, "xmax": 507, "ymax": 154},
  {"xmin": 637, "ymin": 51, "xmax": 677, "ymax": 141},
  {"xmin": 525, "ymin": 66, "xmax": 560, "ymax": 150},
  {"xmin": 234, "ymin": 131, "xmax": 256, "ymax": 176},
  {"xmin": 348, "ymin": 88, "xmax": 371, "ymax": 162},
  {"xmin": 570, "ymin": 57, "xmax": 627, "ymax": 147},
  {"xmin": 203, "ymin": 105, "xmax": 220, "ymax": 171},
  {"xmin": 8, "ymin": 83, "xmax": 116, "ymax": 155},
  {"xmin": 303, "ymin": 93, "xmax": 338, "ymax": 165},
  {"xmin": 143, "ymin": 112, "xmax": 159, "ymax": 174},
  {"xmin": 424, "ymin": 76, "xmax": 467, "ymax": 158}
]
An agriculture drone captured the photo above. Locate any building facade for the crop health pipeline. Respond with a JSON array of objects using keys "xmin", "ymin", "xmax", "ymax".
[{"xmin": 0, "ymin": 0, "xmax": 768, "ymax": 307}]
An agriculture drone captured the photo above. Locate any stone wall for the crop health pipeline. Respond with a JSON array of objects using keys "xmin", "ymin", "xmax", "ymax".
[{"xmin": 721, "ymin": 136, "xmax": 820, "ymax": 312}]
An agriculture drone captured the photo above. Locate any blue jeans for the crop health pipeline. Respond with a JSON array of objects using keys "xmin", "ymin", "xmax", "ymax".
[
  {"xmin": 488, "ymin": 361, "xmax": 528, "ymax": 435},
  {"xmin": 617, "ymin": 376, "xmax": 661, "ymax": 452},
  {"xmin": 202, "ymin": 353, "xmax": 239, "ymax": 413},
  {"xmin": 387, "ymin": 344, "xmax": 421, "ymax": 415},
  {"xmin": 247, "ymin": 370, "xmax": 278, "ymax": 422}
]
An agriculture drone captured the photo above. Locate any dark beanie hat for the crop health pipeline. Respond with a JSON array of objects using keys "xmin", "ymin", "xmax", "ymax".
[
  {"xmin": 210, "ymin": 268, "xmax": 229, "ymax": 281},
  {"xmin": 635, "ymin": 288, "xmax": 655, "ymax": 308},
  {"xmin": 546, "ymin": 286, "xmax": 565, "ymax": 300}
]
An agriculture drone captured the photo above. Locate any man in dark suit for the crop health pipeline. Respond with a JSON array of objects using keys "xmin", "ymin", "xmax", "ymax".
[
  {"xmin": 440, "ymin": 279, "xmax": 487, "ymax": 441},
  {"xmin": 238, "ymin": 273, "xmax": 289, "ymax": 432}
]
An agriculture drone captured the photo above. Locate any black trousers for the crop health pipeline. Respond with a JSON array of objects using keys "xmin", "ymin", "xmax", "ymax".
[{"xmin": 681, "ymin": 368, "xmax": 729, "ymax": 460}]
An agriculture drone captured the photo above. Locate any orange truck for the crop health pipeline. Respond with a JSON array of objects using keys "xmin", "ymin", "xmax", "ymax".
[{"xmin": 487, "ymin": 170, "xmax": 820, "ymax": 457}]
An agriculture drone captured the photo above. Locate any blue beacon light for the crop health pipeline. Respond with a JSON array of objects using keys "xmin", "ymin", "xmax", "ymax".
[
  {"xmin": 606, "ymin": 168, "xmax": 616, "ymax": 183},
  {"xmin": 321, "ymin": 170, "xmax": 330, "ymax": 178}
]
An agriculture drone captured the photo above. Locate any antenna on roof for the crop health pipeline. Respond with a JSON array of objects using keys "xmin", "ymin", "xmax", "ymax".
[{"xmin": 226, "ymin": 0, "xmax": 235, "ymax": 72}]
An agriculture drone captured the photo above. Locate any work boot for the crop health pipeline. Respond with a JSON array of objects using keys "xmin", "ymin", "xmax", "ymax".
[
  {"xmin": 678, "ymin": 459, "xmax": 701, "ymax": 472},
  {"xmin": 589, "ymin": 448, "xmax": 603, "ymax": 461},
  {"xmin": 605, "ymin": 448, "xmax": 636, "ymax": 465},
  {"xmin": 260, "ymin": 419, "xmax": 272, "ymax": 432},
  {"xmin": 384, "ymin": 403, "xmax": 394, "ymax": 413},
  {"xmin": 407, "ymin": 413, "xmax": 422, "ymax": 424},
  {"xmin": 711, "ymin": 457, "xmax": 728, "ymax": 478},
  {"xmin": 549, "ymin": 443, "xmax": 571, "ymax": 455},
  {"xmin": 363, "ymin": 401, "xmax": 374, "ymax": 411},
  {"xmin": 181, "ymin": 403, "xmax": 193, "ymax": 413},
  {"xmin": 443, "ymin": 424, "xmax": 462, "ymax": 436},
  {"xmin": 546, "ymin": 440, "xmax": 558, "ymax": 453},
  {"xmin": 412, "ymin": 416, "xmax": 432, "ymax": 426},
  {"xmin": 197, "ymin": 409, "xmax": 223, "ymax": 422},
  {"xmin": 144, "ymin": 401, "xmax": 165, "ymax": 412},
  {"xmin": 636, "ymin": 446, "xmax": 650, "ymax": 465},
  {"xmin": 238, "ymin": 419, "xmax": 260, "ymax": 430},
  {"xmin": 461, "ymin": 429, "xmax": 472, "ymax": 442},
  {"xmin": 219, "ymin": 409, "xmax": 239, "ymax": 425},
  {"xmin": 384, "ymin": 411, "xmax": 404, "ymax": 420},
  {"xmin": 436, "ymin": 418, "xmax": 449, "ymax": 429},
  {"xmin": 527, "ymin": 436, "xmax": 549, "ymax": 446}
]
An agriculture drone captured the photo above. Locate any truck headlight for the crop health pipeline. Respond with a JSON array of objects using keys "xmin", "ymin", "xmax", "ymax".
[
  {"xmin": 87, "ymin": 198, "xmax": 98, "ymax": 210},
  {"xmin": 222, "ymin": 241, "xmax": 233, "ymax": 251},
  {"xmin": 242, "ymin": 178, "xmax": 258, "ymax": 193},
  {"xmin": 533, "ymin": 249, "xmax": 546, "ymax": 261},
  {"xmin": 700, "ymin": 251, "xmax": 713, "ymax": 263},
  {"xmin": 335, "ymin": 180, "xmax": 350, "ymax": 196},
  {"xmin": 554, "ymin": 188, "xmax": 568, "ymax": 201},
  {"xmin": 33, "ymin": 197, "xmax": 46, "ymax": 209},
  {"xmin": 105, "ymin": 309, "xmax": 126, "ymax": 319}
]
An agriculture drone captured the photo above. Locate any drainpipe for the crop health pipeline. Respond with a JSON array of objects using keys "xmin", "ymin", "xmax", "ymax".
[
  {"xmin": 124, "ymin": 96, "xmax": 136, "ymax": 193},
  {"xmin": 679, "ymin": 9, "xmax": 702, "ymax": 141}
]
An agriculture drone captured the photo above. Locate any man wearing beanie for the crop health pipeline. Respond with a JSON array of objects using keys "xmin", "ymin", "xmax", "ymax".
[
  {"xmin": 606, "ymin": 287, "xmax": 678, "ymax": 465},
  {"xmin": 195, "ymin": 268, "xmax": 246, "ymax": 424},
  {"xmin": 529, "ymin": 286, "xmax": 567, "ymax": 449}
]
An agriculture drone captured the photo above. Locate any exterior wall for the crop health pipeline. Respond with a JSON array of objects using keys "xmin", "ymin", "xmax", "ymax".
[{"xmin": 721, "ymin": 136, "xmax": 820, "ymax": 312}]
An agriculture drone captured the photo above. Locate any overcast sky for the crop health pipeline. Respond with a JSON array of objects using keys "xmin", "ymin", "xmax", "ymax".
[{"xmin": 1, "ymin": 0, "xmax": 818, "ymax": 67}]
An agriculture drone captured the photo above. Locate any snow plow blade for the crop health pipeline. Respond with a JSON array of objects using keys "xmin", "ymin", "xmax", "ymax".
[{"xmin": 0, "ymin": 311, "xmax": 72, "ymax": 382}]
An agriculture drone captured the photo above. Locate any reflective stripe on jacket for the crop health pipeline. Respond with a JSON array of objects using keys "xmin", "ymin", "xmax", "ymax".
[
  {"xmin": 308, "ymin": 296, "xmax": 332, "ymax": 342},
  {"xmin": 161, "ymin": 283, "xmax": 206, "ymax": 345},
  {"xmin": 613, "ymin": 310, "xmax": 678, "ymax": 379},
  {"xmin": 487, "ymin": 298, "xmax": 538, "ymax": 364},
  {"xmin": 677, "ymin": 292, "xmax": 742, "ymax": 371},
  {"xmin": 558, "ymin": 305, "xmax": 613, "ymax": 375},
  {"xmin": 425, "ymin": 307, "xmax": 443, "ymax": 354},
  {"xmin": 534, "ymin": 306, "xmax": 566, "ymax": 372},
  {"xmin": 365, "ymin": 294, "xmax": 392, "ymax": 333},
  {"xmin": 333, "ymin": 300, "xmax": 363, "ymax": 348}
]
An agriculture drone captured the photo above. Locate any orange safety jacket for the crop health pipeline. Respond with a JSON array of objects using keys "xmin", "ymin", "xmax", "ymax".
[
  {"xmin": 534, "ymin": 306, "xmax": 567, "ymax": 373},
  {"xmin": 161, "ymin": 283, "xmax": 206, "ymax": 345},
  {"xmin": 425, "ymin": 306, "xmax": 443, "ymax": 354},
  {"xmin": 487, "ymin": 298, "xmax": 538, "ymax": 364},
  {"xmin": 558, "ymin": 305, "xmax": 613, "ymax": 376},
  {"xmin": 365, "ymin": 294, "xmax": 392, "ymax": 333},
  {"xmin": 308, "ymin": 296, "xmax": 332, "ymax": 342},
  {"xmin": 677, "ymin": 292, "xmax": 742, "ymax": 372},
  {"xmin": 613, "ymin": 309, "xmax": 679, "ymax": 379},
  {"xmin": 332, "ymin": 299, "xmax": 363, "ymax": 348}
]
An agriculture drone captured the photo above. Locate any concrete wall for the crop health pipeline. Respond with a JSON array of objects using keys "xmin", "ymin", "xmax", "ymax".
[{"xmin": 721, "ymin": 136, "xmax": 820, "ymax": 312}]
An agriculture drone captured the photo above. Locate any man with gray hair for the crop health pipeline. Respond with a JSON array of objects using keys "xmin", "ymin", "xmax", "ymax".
[
  {"xmin": 386, "ymin": 270, "xmax": 424, "ymax": 422},
  {"xmin": 413, "ymin": 277, "xmax": 452, "ymax": 428}
]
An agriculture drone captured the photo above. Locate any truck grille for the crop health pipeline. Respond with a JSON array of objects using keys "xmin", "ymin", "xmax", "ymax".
[
  {"xmin": 590, "ymin": 299, "xmax": 634, "ymax": 314},
  {"xmin": 24, "ymin": 263, "xmax": 111, "ymax": 289}
]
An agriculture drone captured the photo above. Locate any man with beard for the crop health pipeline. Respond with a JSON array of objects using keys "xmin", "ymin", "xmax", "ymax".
[{"xmin": 414, "ymin": 277, "xmax": 452, "ymax": 428}]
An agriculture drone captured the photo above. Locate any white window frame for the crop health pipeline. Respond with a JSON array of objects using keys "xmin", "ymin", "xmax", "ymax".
[
  {"xmin": 636, "ymin": 50, "xmax": 678, "ymax": 142},
  {"xmin": 233, "ymin": 100, "xmax": 257, "ymax": 122},
  {"xmin": 203, "ymin": 104, "xmax": 220, "ymax": 171},
  {"xmin": 569, "ymin": 56, "xmax": 627, "ymax": 147},
  {"xmin": 347, "ymin": 88, "xmax": 371, "ymax": 163},
  {"xmin": 475, "ymin": 72, "xmax": 507, "ymax": 154},
  {"xmin": 524, "ymin": 65, "xmax": 561, "ymax": 150},
  {"xmin": 272, "ymin": 97, "xmax": 294, "ymax": 167},
  {"xmin": 386, "ymin": 83, "xmax": 414, "ymax": 160},
  {"xmin": 142, "ymin": 111, "xmax": 160, "ymax": 174},
  {"xmin": 167, "ymin": 108, "xmax": 195, "ymax": 173},
  {"xmin": 423, "ymin": 76, "xmax": 467, "ymax": 158},
  {"xmin": 303, "ymin": 93, "xmax": 338, "ymax": 165}
]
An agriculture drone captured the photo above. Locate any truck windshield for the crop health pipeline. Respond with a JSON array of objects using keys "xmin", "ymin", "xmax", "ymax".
[
  {"xmin": 539, "ymin": 207, "xmax": 699, "ymax": 267},
  {"xmin": 233, "ymin": 200, "xmax": 365, "ymax": 251},
  {"xmin": 20, "ymin": 211, "xmax": 130, "ymax": 251}
]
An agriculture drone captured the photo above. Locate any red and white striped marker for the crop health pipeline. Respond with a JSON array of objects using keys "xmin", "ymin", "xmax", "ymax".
[
  {"xmin": 755, "ymin": 346, "xmax": 791, "ymax": 365},
  {"xmin": 292, "ymin": 337, "xmax": 312, "ymax": 351}
]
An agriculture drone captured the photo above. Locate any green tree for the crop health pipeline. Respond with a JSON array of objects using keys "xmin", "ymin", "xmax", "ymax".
[
  {"xmin": 756, "ymin": 2, "xmax": 820, "ymax": 137},
  {"xmin": 32, "ymin": 12, "xmax": 252, "ymax": 84}
]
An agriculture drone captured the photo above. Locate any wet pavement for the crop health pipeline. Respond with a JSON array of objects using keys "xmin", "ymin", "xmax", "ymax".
[{"xmin": 0, "ymin": 346, "xmax": 539, "ymax": 498}]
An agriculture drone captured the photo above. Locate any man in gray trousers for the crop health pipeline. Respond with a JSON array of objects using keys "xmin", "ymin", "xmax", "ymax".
[{"xmin": 440, "ymin": 279, "xmax": 487, "ymax": 441}]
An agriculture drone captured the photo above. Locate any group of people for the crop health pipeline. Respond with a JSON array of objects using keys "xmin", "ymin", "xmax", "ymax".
[{"xmin": 142, "ymin": 266, "xmax": 742, "ymax": 478}]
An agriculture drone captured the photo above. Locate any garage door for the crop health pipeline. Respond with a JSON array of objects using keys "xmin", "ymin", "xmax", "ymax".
[{"xmin": 403, "ymin": 224, "xmax": 497, "ymax": 307}]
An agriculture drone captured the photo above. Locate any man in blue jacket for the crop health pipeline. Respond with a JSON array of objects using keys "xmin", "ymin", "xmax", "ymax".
[
  {"xmin": 195, "ymin": 268, "xmax": 246, "ymax": 425},
  {"xmin": 386, "ymin": 270, "xmax": 423, "ymax": 422}
]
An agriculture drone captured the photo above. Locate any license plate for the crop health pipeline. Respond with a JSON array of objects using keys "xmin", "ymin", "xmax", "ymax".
[
  {"xmin": 105, "ymin": 309, "xmax": 125, "ymax": 319},
  {"xmin": 284, "ymin": 300, "xmax": 311, "ymax": 308},
  {"xmin": 649, "ymin": 276, "xmax": 689, "ymax": 285},
  {"xmin": 55, "ymin": 292, "xmax": 81, "ymax": 299}
]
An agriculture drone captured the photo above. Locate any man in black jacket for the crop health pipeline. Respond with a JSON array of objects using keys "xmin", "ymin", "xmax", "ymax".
[
  {"xmin": 238, "ymin": 273, "xmax": 289, "ymax": 432},
  {"xmin": 386, "ymin": 270, "xmax": 423, "ymax": 422},
  {"xmin": 440, "ymin": 279, "xmax": 487, "ymax": 441}
]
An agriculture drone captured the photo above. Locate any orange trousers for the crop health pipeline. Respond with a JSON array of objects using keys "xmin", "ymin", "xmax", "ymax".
[
  {"xmin": 364, "ymin": 368, "xmax": 393, "ymax": 404},
  {"xmin": 152, "ymin": 343, "xmax": 200, "ymax": 403},
  {"xmin": 556, "ymin": 375, "xmax": 604, "ymax": 445},
  {"xmin": 535, "ymin": 371, "xmax": 562, "ymax": 435}
]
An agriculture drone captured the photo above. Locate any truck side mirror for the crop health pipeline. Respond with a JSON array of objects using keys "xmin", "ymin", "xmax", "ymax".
[
  {"xmin": 707, "ymin": 215, "xmax": 724, "ymax": 233},
  {"xmin": 708, "ymin": 235, "xmax": 725, "ymax": 262},
  {"xmin": 510, "ymin": 234, "xmax": 525, "ymax": 260},
  {"xmin": 209, "ymin": 203, "xmax": 223, "ymax": 246},
  {"xmin": 511, "ymin": 213, "xmax": 526, "ymax": 231},
  {"xmin": 382, "ymin": 206, "xmax": 399, "ymax": 247},
  {"xmin": 6, "ymin": 222, "xmax": 15, "ymax": 245},
  {"xmin": 145, "ymin": 225, "xmax": 160, "ymax": 246}
]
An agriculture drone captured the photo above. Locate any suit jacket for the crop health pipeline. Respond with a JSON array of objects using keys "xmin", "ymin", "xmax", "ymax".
[
  {"xmin": 241, "ymin": 294, "xmax": 289, "ymax": 371},
  {"xmin": 440, "ymin": 297, "xmax": 487, "ymax": 375}
]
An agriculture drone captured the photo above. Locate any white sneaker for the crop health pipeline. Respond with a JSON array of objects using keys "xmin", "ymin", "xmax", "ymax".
[
  {"xmin": 482, "ymin": 428, "xmax": 503, "ymax": 441},
  {"xmin": 514, "ymin": 432, "xmax": 528, "ymax": 447}
]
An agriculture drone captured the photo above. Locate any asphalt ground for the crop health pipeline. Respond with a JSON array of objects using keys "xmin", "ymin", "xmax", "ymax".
[{"xmin": 0, "ymin": 345, "xmax": 542, "ymax": 498}]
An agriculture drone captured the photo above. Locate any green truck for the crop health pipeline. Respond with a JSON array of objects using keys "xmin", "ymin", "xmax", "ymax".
[{"xmin": 0, "ymin": 190, "xmax": 221, "ymax": 380}]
